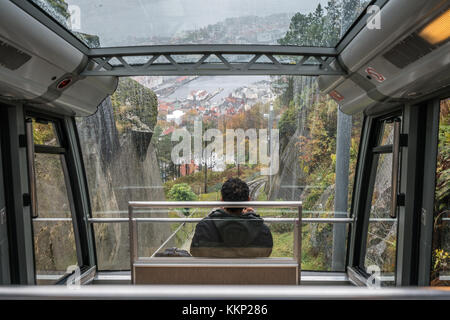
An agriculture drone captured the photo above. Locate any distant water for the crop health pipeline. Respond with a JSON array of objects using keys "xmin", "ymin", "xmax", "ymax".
[{"xmin": 167, "ymin": 76, "xmax": 270, "ymax": 102}]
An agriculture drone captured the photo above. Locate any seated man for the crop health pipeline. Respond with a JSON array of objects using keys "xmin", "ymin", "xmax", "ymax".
[{"xmin": 190, "ymin": 178, "xmax": 273, "ymax": 258}]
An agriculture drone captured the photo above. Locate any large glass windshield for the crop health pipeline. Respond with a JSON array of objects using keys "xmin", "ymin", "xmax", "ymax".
[
  {"xmin": 52, "ymin": 0, "xmax": 369, "ymax": 273},
  {"xmin": 75, "ymin": 74, "xmax": 363, "ymax": 271},
  {"xmin": 30, "ymin": 0, "xmax": 370, "ymax": 48}
]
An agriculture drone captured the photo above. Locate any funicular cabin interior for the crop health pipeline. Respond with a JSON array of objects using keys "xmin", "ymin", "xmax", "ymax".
[{"xmin": 0, "ymin": 0, "xmax": 449, "ymax": 299}]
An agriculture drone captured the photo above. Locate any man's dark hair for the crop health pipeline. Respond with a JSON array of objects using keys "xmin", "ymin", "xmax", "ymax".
[{"xmin": 221, "ymin": 178, "xmax": 249, "ymax": 214}]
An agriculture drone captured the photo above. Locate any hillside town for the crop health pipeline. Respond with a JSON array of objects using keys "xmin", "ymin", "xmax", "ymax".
[{"xmin": 133, "ymin": 75, "xmax": 276, "ymax": 125}]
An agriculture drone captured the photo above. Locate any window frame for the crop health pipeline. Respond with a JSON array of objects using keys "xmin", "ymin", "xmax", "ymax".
[
  {"xmin": 422, "ymin": 96, "xmax": 449, "ymax": 286},
  {"xmin": 347, "ymin": 106, "xmax": 404, "ymax": 285},
  {"xmin": 24, "ymin": 108, "xmax": 96, "ymax": 284},
  {"xmin": 363, "ymin": 114, "xmax": 402, "ymax": 281},
  {"xmin": 348, "ymin": 88, "xmax": 450, "ymax": 287}
]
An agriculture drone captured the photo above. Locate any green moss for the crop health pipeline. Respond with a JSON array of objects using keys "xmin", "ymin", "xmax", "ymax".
[{"xmin": 111, "ymin": 78, "xmax": 158, "ymax": 134}]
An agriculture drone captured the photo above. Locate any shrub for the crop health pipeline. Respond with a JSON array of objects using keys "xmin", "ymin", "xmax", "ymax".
[{"xmin": 167, "ymin": 183, "xmax": 198, "ymax": 216}]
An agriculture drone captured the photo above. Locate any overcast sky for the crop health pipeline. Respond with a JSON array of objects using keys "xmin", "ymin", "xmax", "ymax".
[{"xmin": 66, "ymin": 0, "xmax": 329, "ymax": 46}]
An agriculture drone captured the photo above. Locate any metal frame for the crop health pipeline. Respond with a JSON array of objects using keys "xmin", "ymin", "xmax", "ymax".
[
  {"xmin": 397, "ymin": 98, "xmax": 442, "ymax": 286},
  {"xmin": 10, "ymin": 0, "xmax": 90, "ymax": 55},
  {"xmin": 396, "ymin": 103, "xmax": 420, "ymax": 286},
  {"xmin": 417, "ymin": 98, "xmax": 441, "ymax": 285},
  {"xmin": 24, "ymin": 119, "xmax": 37, "ymax": 219},
  {"xmin": 335, "ymin": 0, "xmax": 389, "ymax": 54},
  {"xmin": 348, "ymin": 89, "xmax": 450, "ymax": 287},
  {"xmin": 81, "ymin": 45, "xmax": 344, "ymax": 76},
  {"xmin": 64, "ymin": 117, "xmax": 97, "ymax": 268},
  {"xmin": 24, "ymin": 108, "xmax": 97, "ymax": 283},
  {"xmin": 6, "ymin": 0, "xmax": 448, "ymax": 289},
  {"xmin": 403, "ymin": 93, "xmax": 449, "ymax": 286},
  {"xmin": 390, "ymin": 119, "xmax": 401, "ymax": 219},
  {"xmin": 25, "ymin": 112, "xmax": 84, "ymax": 269},
  {"xmin": 2, "ymin": 102, "xmax": 35, "ymax": 284},
  {"xmin": 348, "ymin": 108, "xmax": 404, "ymax": 284},
  {"xmin": 1, "ymin": 285, "xmax": 450, "ymax": 300},
  {"xmin": 12, "ymin": 0, "xmax": 347, "ymax": 77},
  {"xmin": 0, "ymin": 106, "xmax": 12, "ymax": 285}
]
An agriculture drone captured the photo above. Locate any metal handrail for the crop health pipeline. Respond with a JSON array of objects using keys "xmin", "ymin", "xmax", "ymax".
[
  {"xmin": 129, "ymin": 200, "xmax": 303, "ymax": 208},
  {"xmin": 89, "ymin": 217, "xmax": 353, "ymax": 223},
  {"xmin": 1, "ymin": 285, "xmax": 449, "ymax": 300},
  {"xmin": 32, "ymin": 217, "xmax": 398, "ymax": 224},
  {"xmin": 33, "ymin": 217, "xmax": 399, "ymax": 223}
]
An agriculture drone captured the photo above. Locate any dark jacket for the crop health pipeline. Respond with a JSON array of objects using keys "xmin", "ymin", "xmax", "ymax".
[{"xmin": 190, "ymin": 208, "xmax": 273, "ymax": 258}]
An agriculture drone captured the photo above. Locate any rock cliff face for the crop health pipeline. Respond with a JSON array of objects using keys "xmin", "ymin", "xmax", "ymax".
[
  {"xmin": 268, "ymin": 77, "xmax": 314, "ymax": 201},
  {"xmin": 268, "ymin": 126, "xmax": 304, "ymax": 201},
  {"xmin": 76, "ymin": 82, "xmax": 171, "ymax": 270}
]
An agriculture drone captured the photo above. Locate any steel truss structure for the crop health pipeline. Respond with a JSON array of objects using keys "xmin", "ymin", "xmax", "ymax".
[{"xmin": 82, "ymin": 45, "xmax": 345, "ymax": 76}]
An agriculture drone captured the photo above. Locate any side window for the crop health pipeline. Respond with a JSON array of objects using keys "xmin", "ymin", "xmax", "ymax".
[
  {"xmin": 28, "ymin": 118, "xmax": 79, "ymax": 284},
  {"xmin": 431, "ymin": 98, "xmax": 450, "ymax": 286},
  {"xmin": 364, "ymin": 152, "xmax": 396, "ymax": 275},
  {"xmin": 363, "ymin": 116, "xmax": 402, "ymax": 286}
]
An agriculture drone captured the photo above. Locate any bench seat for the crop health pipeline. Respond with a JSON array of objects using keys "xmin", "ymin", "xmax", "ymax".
[{"xmin": 133, "ymin": 257, "xmax": 299, "ymax": 285}]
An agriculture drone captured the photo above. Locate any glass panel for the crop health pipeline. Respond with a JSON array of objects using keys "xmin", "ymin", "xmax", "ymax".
[
  {"xmin": 150, "ymin": 218, "xmax": 278, "ymax": 259},
  {"xmin": 378, "ymin": 121, "xmax": 394, "ymax": 146},
  {"xmin": 30, "ymin": 0, "xmax": 370, "ymax": 48},
  {"xmin": 32, "ymin": 119, "xmax": 60, "ymax": 146},
  {"xmin": 431, "ymin": 98, "xmax": 450, "ymax": 286},
  {"xmin": 33, "ymin": 221, "xmax": 77, "ymax": 284},
  {"xmin": 133, "ymin": 217, "xmax": 347, "ymax": 270},
  {"xmin": 76, "ymin": 75, "xmax": 362, "ymax": 271},
  {"xmin": 93, "ymin": 223, "xmax": 129, "ymax": 271},
  {"xmin": 364, "ymin": 152, "xmax": 397, "ymax": 286},
  {"xmin": 33, "ymin": 153, "xmax": 78, "ymax": 284}
]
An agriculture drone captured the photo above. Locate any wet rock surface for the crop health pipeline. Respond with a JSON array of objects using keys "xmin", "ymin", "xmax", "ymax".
[{"xmin": 75, "ymin": 80, "xmax": 172, "ymax": 270}]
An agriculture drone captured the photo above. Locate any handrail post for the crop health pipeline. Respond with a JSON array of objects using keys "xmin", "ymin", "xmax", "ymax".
[
  {"xmin": 390, "ymin": 118, "xmax": 401, "ymax": 218},
  {"xmin": 129, "ymin": 205, "xmax": 137, "ymax": 284},
  {"xmin": 293, "ymin": 204, "xmax": 302, "ymax": 285},
  {"xmin": 25, "ymin": 118, "xmax": 38, "ymax": 218}
]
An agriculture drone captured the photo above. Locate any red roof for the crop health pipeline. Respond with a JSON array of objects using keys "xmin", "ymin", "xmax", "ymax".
[
  {"xmin": 176, "ymin": 76, "xmax": 188, "ymax": 82},
  {"xmin": 162, "ymin": 127, "xmax": 175, "ymax": 135},
  {"xmin": 225, "ymin": 97, "xmax": 238, "ymax": 103}
]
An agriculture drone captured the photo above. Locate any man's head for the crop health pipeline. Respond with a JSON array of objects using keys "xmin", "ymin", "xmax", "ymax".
[{"xmin": 221, "ymin": 178, "xmax": 250, "ymax": 214}]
